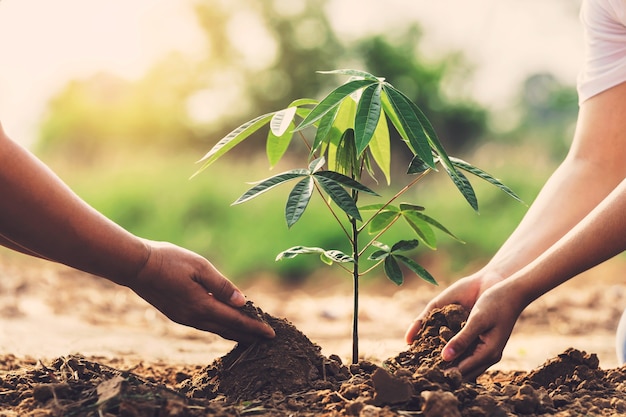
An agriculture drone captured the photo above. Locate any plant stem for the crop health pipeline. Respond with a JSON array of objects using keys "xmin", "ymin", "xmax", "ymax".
[{"xmin": 351, "ymin": 214, "xmax": 359, "ymax": 364}]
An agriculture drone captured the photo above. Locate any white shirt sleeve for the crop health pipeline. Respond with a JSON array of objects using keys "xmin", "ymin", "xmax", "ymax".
[{"xmin": 577, "ymin": 0, "xmax": 626, "ymax": 104}]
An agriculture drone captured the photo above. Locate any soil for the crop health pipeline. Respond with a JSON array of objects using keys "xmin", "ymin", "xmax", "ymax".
[{"xmin": 2, "ymin": 254, "xmax": 626, "ymax": 416}]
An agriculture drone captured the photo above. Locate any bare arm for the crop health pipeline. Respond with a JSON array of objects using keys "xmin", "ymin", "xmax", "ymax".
[
  {"xmin": 482, "ymin": 81, "xmax": 626, "ymax": 283},
  {"xmin": 406, "ymin": 81, "xmax": 626, "ymax": 377},
  {"xmin": 0, "ymin": 125, "xmax": 151, "ymax": 281},
  {"xmin": 0, "ymin": 123, "xmax": 274, "ymax": 342},
  {"xmin": 447, "ymin": 176, "xmax": 626, "ymax": 379}
]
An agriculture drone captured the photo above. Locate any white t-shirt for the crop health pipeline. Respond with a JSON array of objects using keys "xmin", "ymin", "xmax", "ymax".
[{"xmin": 577, "ymin": 0, "xmax": 626, "ymax": 103}]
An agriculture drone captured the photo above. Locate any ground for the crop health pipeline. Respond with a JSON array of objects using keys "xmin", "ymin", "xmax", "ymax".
[{"xmin": 1, "ymin": 252, "xmax": 626, "ymax": 416}]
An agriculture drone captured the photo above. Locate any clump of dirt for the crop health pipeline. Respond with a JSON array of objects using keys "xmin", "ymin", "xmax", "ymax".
[
  {"xmin": 3, "ymin": 303, "xmax": 626, "ymax": 416},
  {"xmin": 385, "ymin": 303, "xmax": 470, "ymax": 373},
  {"xmin": 181, "ymin": 302, "xmax": 350, "ymax": 401}
]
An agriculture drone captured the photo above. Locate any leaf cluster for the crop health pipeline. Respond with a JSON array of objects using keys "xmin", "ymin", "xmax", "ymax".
[{"xmin": 194, "ymin": 69, "xmax": 522, "ymax": 286}]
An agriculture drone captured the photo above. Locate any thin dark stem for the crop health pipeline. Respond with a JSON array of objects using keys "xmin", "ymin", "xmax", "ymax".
[
  {"xmin": 351, "ymin": 214, "xmax": 359, "ymax": 364},
  {"xmin": 351, "ymin": 163, "xmax": 362, "ymax": 365}
]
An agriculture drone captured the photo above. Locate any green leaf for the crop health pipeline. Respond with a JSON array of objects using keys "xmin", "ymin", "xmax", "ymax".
[
  {"xmin": 315, "ymin": 175, "xmax": 362, "ymax": 221},
  {"xmin": 359, "ymin": 203, "xmax": 400, "ymax": 212},
  {"xmin": 403, "ymin": 210, "xmax": 464, "ymax": 243},
  {"xmin": 384, "ymin": 256, "xmax": 403, "ymax": 285},
  {"xmin": 193, "ymin": 112, "xmax": 275, "ymax": 177},
  {"xmin": 334, "ymin": 129, "xmax": 358, "ymax": 176},
  {"xmin": 311, "ymin": 105, "xmax": 339, "ymax": 155},
  {"xmin": 390, "ymin": 239, "xmax": 420, "ymax": 252},
  {"xmin": 266, "ymin": 121, "xmax": 294, "ymax": 168},
  {"xmin": 275, "ymin": 246, "xmax": 354, "ymax": 264},
  {"xmin": 233, "ymin": 169, "xmax": 308, "ymax": 205},
  {"xmin": 407, "ymin": 155, "xmax": 431, "ymax": 175},
  {"xmin": 450, "ymin": 157, "xmax": 524, "ymax": 204},
  {"xmin": 296, "ymin": 79, "xmax": 378, "ymax": 131},
  {"xmin": 287, "ymin": 98, "xmax": 319, "ymax": 108},
  {"xmin": 314, "ymin": 171, "xmax": 379, "ymax": 195},
  {"xmin": 372, "ymin": 241, "xmax": 391, "ymax": 251},
  {"xmin": 381, "ymin": 85, "xmax": 435, "ymax": 168},
  {"xmin": 362, "ymin": 151, "xmax": 377, "ymax": 182},
  {"xmin": 442, "ymin": 163, "xmax": 478, "ymax": 211},
  {"xmin": 368, "ymin": 110, "xmax": 392, "ymax": 185},
  {"xmin": 395, "ymin": 255, "xmax": 438, "ymax": 286},
  {"xmin": 398, "ymin": 203, "xmax": 425, "ymax": 212},
  {"xmin": 354, "ymin": 83, "xmax": 382, "ymax": 155},
  {"xmin": 368, "ymin": 210, "xmax": 400, "ymax": 234},
  {"xmin": 276, "ymin": 246, "xmax": 325, "ymax": 261},
  {"xmin": 321, "ymin": 250, "xmax": 354, "ymax": 264},
  {"xmin": 308, "ymin": 156, "xmax": 326, "ymax": 173},
  {"xmin": 402, "ymin": 211, "xmax": 437, "ymax": 249},
  {"xmin": 389, "ymin": 85, "xmax": 453, "ymax": 171},
  {"xmin": 285, "ymin": 177, "xmax": 314, "ymax": 228},
  {"xmin": 326, "ymin": 98, "xmax": 356, "ymax": 172},
  {"xmin": 317, "ymin": 69, "xmax": 381, "ymax": 81},
  {"xmin": 270, "ymin": 106, "xmax": 297, "ymax": 137},
  {"xmin": 388, "ymin": 86, "xmax": 481, "ymax": 210},
  {"xmin": 368, "ymin": 249, "xmax": 389, "ymax": 261}
]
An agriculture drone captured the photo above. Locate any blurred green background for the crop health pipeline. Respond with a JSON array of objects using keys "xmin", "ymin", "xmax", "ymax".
[{"xmin": 32, "ymin": 0, "xmax": 580, "ymax": 285}]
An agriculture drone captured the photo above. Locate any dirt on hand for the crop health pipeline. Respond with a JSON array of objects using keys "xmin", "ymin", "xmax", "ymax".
[{"xmin": 2, "ymin": 303, "xmax": 626, "ymax": 416}]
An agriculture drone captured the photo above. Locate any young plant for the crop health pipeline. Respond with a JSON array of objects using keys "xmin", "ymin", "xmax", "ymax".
[{"xmin": 193, "ymin": 69, "xmax": 522, "ymax": 364}]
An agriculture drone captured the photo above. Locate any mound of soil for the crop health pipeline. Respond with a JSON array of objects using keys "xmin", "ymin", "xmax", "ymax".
[
  {"xmin": 180, "ymin": 302, "xmax": 350, "ymax": 400},
  {"xmin": 2, "ymin": 303, "xmax": 626, "ymax": 416}
]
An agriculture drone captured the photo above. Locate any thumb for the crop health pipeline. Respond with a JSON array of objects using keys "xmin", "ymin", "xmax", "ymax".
[
  {"xmin": 441, "ymin": 321, "xmax": 480, "ymax": 362},
  {"xmin": 195, "ymin": 265, "xmax": 247, "ymax": 308},
  {"xmin": 212, "ymin": 277, "xmax": 247, "ymax": 307},
  {"xmin": 404, "ymin": 318, "xmax": 423, "ymax": 344}
]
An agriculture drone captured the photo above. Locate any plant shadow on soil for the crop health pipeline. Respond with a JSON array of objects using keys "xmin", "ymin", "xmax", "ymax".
[{"xmin": 2, "ymin": 303, "xmax": 626, "ymax": 416}]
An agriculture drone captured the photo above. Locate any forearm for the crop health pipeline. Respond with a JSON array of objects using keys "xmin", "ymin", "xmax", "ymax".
[
  {"xmin": 0, "ymin": 129, "xmax": 149, "ymax": 285},
  {"xmin": 0, "ymin": 233, "xmax": 49, "ymax": 259},
  {"xmin": 484, "ymin": 157, "xmax": 618, "ymax": 279},
  {"xmin": 507, "ymin": 177, "xmax": 626, "ymax": 305},
  {"xmin": 481, "ymin": 83, "xmax": 626, "ymax": 283}
]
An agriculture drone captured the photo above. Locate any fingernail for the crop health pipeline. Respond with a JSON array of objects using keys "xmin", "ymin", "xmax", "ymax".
[
  {"xmin": 265, "ymin": 325, "xmax": 276, "ymax": 338},
  {"xmin": 230, "ymin": 290, "xmax": 246, "ymax": 306},
  {"xmin": 442, "ymin": 345, "xmax": 456, "ymax": 362}
]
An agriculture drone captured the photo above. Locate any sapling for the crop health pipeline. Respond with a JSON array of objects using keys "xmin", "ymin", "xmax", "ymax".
[{"xmin": 193, "ymin": 69, "xmax": 522, "ymax": 364}]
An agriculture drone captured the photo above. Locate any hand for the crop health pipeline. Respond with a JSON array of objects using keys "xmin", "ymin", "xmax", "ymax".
[
  {"xmin": 441, "ymin": 282, "xmax": 524, "ymax": 380},
  {"xmin": 404, "ymin": 272, "xmax": 524, "ymax": 380},
  {"xmin": 404, "ymin": 274, "xmax": 484, "ymax": 344},
  {"xmin": 127, "ymin": 240, "xmax": 275, "ymax": 343}
]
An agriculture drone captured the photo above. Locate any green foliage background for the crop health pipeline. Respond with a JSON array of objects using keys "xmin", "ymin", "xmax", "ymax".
[{"xmin": 34, "ymin": 0, "xmax": 577, "ymax": 284}]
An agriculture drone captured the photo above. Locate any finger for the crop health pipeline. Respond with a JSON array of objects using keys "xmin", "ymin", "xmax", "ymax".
[
  {"xmin": 404, "ymin": 299, "xmax": 445, "ymax": 343},
  {"xmin": 455, "ymin": 342, "xmax": 502, "ymax": 381},
  {"xmin": 404, "ymin": 318, "xmax": 423, "ymax": 343},
  {"xmin": 194, "ymin": 297, "xmax": 276, "ymax": 341},
  {"xmin": 194, "ymin": 266, "xmax": 247, "ymax": 308},
  {"xmin": 441, "ymin": 316, "xmax": 486, "ymax": 362}
]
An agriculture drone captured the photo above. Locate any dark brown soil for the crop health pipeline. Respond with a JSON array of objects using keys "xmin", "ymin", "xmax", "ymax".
[{"xmin": 2, "ymin": 303, "xmax": 626, "ymax": 416}]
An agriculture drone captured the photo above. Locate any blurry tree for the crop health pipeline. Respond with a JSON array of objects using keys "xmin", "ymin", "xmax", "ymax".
[
  {"xmin": 506, "ymin": 72, "xmax": 578, "ymax": 160},
  {"xmin": 36, "ymin": 53, "xmax": 202, "ymax": 158},
  {"xmin": 355, "ymin": 27, "xmax": 488, "ymax": 156},
  {"xmin": 37, "ymin": 0, "xmax": 487, "ymax": 160}
]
